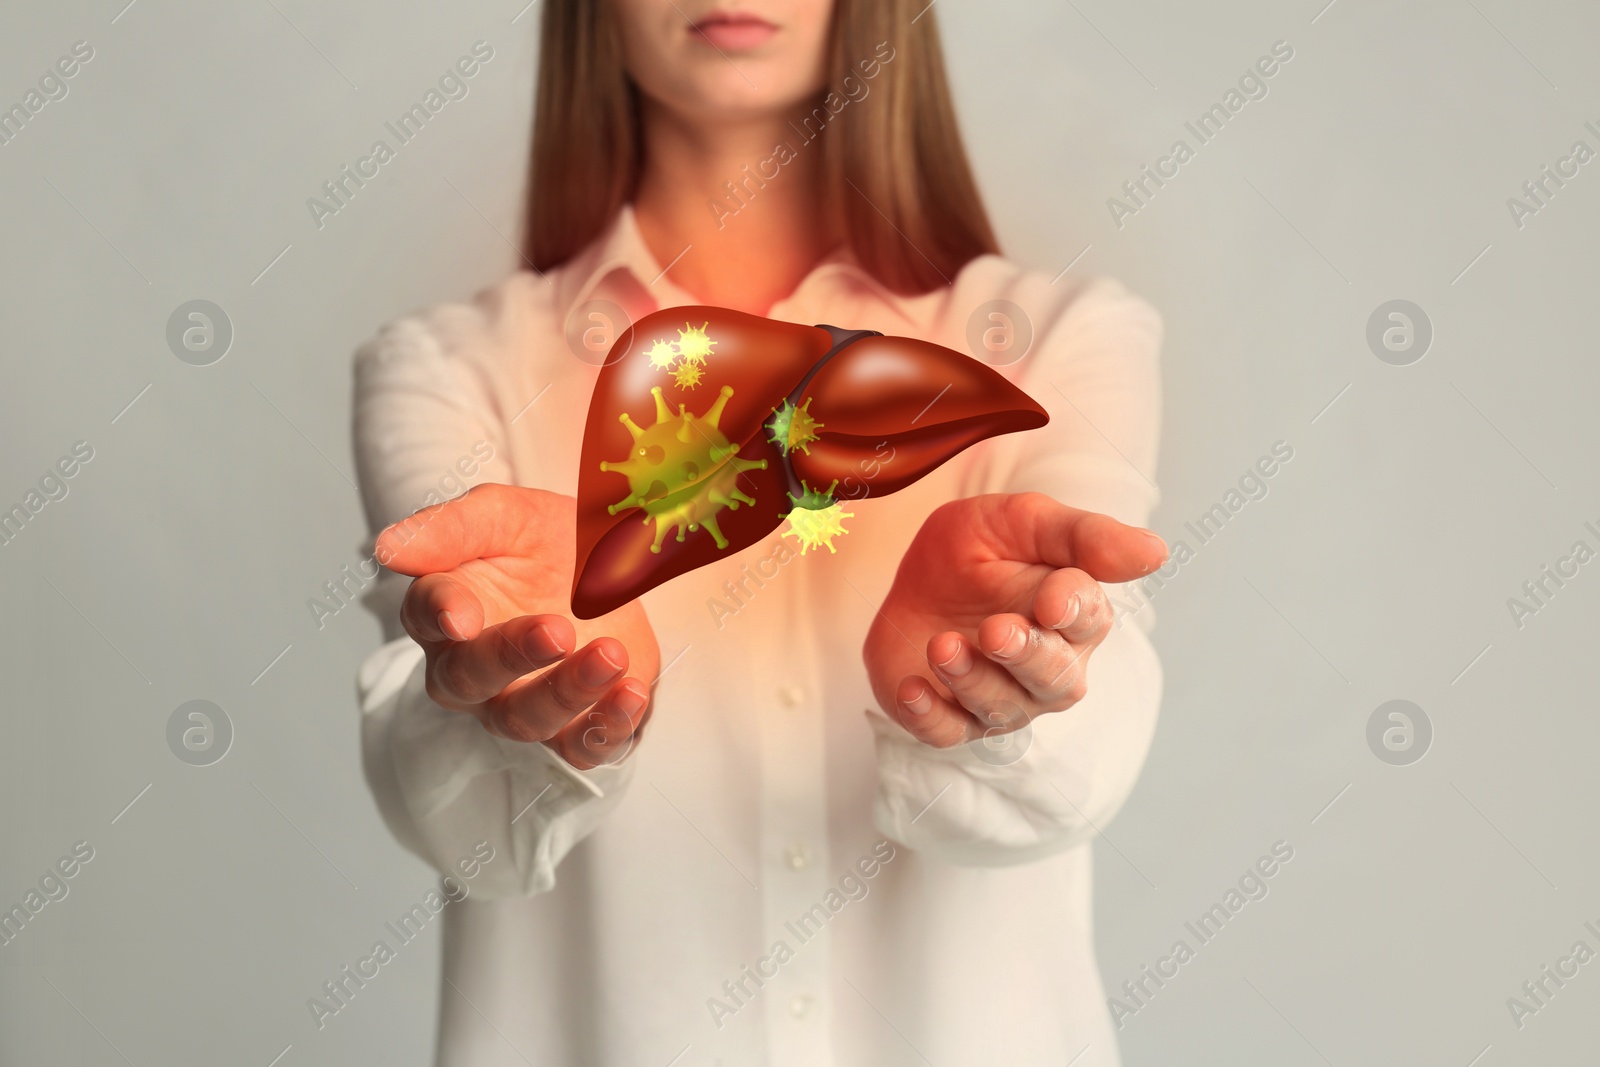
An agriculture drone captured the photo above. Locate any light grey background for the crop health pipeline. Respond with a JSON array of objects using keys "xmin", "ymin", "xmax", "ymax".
[{"xmin": 2, "ymin": 1, "xmax": 1595, "ymax": 1064}]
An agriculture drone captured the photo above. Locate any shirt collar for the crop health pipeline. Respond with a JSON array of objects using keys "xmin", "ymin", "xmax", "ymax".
[
  {"xmin": 552, "ymin": 203, "xmax": 921, "ymax": 329},
  {"xmin": 553, "ymin": 204, "xmax": 677, "ymax": 320}
]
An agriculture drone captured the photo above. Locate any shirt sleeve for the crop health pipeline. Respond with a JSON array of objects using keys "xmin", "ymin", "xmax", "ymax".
[
  {"xmin": 351, "ymin": 301, "xmax": 633, "ymax": 899},
  {"xmin": 869, "ymin": 274, "xmax": 1165, "ymax": 866}
]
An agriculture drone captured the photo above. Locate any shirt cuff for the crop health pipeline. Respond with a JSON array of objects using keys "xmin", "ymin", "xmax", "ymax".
[
  {"xmin": 866, "ymin": 616, "xmax": 1162, "ymax": 867},
  {"xmin": 358, "ymin": 637, "xmax": 633, "ymax": 898}
]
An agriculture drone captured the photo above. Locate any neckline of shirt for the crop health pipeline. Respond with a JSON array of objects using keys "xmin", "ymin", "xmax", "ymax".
[{"xmin": 551, "ymin": 204, "xmax": 923, "ymax": 329}]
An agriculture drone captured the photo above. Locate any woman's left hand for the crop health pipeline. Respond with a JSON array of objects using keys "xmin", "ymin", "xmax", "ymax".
[{"xmin": 864, "ymin": 493, "xmax": 1168, "ymax": 749}]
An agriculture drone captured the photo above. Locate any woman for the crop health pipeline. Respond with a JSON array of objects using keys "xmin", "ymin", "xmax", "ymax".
[{"xmin": 353, "ymin": 1, "xmax": 1167, "ymax": 1063}]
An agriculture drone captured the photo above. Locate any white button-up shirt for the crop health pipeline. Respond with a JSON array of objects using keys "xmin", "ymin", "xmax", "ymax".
[{"xmin": 352, "ymin": 207, "xmax": 1164, "ymax": 1067}]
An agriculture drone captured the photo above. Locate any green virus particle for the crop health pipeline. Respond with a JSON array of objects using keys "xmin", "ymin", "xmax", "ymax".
[
  {"xmin": 600, "ymin": 384, "xmax": 768, "ymax": 554},
  {"xmin": 645, "ymin": 338, "xmax": 679, "ymax": 371},
  {"xmin": 783, "ymin": 480, "xmax": 852, "ymax": 555},
  {"xmin": 672, "ymin": 361, "xmax": 704, "ymax": 390},
  {"xmin": 788, "ymin": 478, "xmax": 838, "ymax": 511},
  {"xmin": 676, "ymin": 322, "xmax": 716, "ymax": 366},
  {"xmin": 766, "ymin": 397, "xmax": 824, "ymax": 456}
]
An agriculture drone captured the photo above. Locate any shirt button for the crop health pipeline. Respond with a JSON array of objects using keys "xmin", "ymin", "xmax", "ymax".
[
  {"xmin": 779, "ymin": 684, "xmax": 804, "ymax": 707},
  {"xmin": 790, "ymin": 993, "xmax": 814, "ymax": 1019},
  {"xmin": 785, "ymin": 842, "xmax": 810, "ymax": 870}
]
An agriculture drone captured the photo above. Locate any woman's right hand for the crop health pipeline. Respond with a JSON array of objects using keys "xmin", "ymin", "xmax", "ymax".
[{"xmin": 375, "ymin": 483, "xmax": 661, "ymax": 770}]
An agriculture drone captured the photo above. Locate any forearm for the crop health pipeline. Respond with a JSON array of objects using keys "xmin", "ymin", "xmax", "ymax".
[
  {"xmin": 359, "ymin": 636, "xmax": 634, "ymax": 898},
  {"xmin": 869, "ymin": 611, "xmax": 1160, "ymax": 865},
  {"xmin": 352, "ymin": 305, "xmax": 635, "ymax": 897}
]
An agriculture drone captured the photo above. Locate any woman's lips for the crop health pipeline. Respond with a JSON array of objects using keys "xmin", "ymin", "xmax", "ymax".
[{"xmin": 690, "ymin": 12, "xmax": 778, "ymax": 51}]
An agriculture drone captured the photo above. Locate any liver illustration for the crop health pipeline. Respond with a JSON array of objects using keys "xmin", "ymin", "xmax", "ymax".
[{"xmin": 571, "ymin": 306, "xmax": 1047, "ymax": 618}]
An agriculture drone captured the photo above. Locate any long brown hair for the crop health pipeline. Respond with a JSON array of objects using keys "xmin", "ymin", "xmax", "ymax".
[{"xmin": 523, "ymin": 0, "xmax": 999, "ymax": 294}]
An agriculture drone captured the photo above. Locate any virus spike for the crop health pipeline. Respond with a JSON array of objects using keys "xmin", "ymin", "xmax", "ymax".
[
  {"xmin": 700, "ymin": 513, "xmax": 730, "ymax": 549},
  {"xmin": 729, "ymin": 486, "xmax": 758, "ymax": 507},
  {"xmin": 606, "ymin": 490, "xmax": 643, "ymax": 515},
  {"xmin": 676, "ymin": 404, "xmax": 694, "ymax": 444},
  {"xmin": 704, "ymin": 384, "xmax": 734, "ymax": 429},
  {"xmin": 650, "ymin": 386, "xmax": 673, "ymax": 424},
  {"xmin": 618, "ymin": 411, "xmax": 645, "ymax": 441}
]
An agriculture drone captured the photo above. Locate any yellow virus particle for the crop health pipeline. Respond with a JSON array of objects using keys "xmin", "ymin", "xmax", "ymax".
[
  {"xmin": 672, "ymin": 361, "xmax": 704, "ymax": 390},
  {"xmin": 767, "ymin": 397, "xmax": 824, "ymax": 456},
  {"xmin": 645, "ymin": 338, "xmax": 679, "ymax": 370},
  {"xmin": 600, "ymin": 385, "xmax": 768, "ymax": 554},
  {"xmin": 782, "ymin": 480, "xmax": 852, "ymax": 555},
  {"xmin": 675, "ymin": 321, "xmax": 716, "ymax": 366}
]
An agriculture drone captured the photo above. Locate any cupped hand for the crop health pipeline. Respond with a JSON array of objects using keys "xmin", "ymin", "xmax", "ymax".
[
  {"xmin": 376, "ymin": 483, "xmax": 661, "ymax": 769},
  {"xmin": 863, "ymin": 492, "xmax": 1167, "ymax": 749}
]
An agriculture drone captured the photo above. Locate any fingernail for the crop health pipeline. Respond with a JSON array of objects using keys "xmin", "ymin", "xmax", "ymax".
[
  {"xmin": 934, "ymin": 640, "xmax": 973, "ymax": 679},
  {"xmin": 904, "ymin": 685, "xmax": 933, "ymax": 715},
  {"xmin": 440, "ymin": 611, "xmax": 468, "ymax": 641},
  {"xmin": 1142, "ymin": 529, "xmax": 1168, "ymax": 554},
  {"xmin": 524, "ymin": 623, "xmax": 568, "ymax": 661},
  {"xmin": 580, "ymin": 645, "xmax": 625, "ymax": 687},
  {"xmin": 1048, "ymin": 595, "xmax": 1081, "ymax": 631},
  {"xmin": 993, "ymin": 623, "xmax": 1028, "ymax": 660},
  {"xmin": 616, "ymin": 684, "xmax": 647, "ymax": 719}
]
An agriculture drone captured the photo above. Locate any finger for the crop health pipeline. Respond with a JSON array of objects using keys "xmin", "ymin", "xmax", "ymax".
[
  {"xmin": 894, "ymin": 675, "xmax": 978, "ymax": 748},
  {"xmin": 481, "ymin": 637, "xmax": 629, "ymax": 743},
  {"xmin": 976, "ymin": 613, "xmax": 1088, "ymax": 707},
  {"xmin": 546, "ymin": 678, "xmax": 651, "ymax": 771},
  {"xmin": 1031, "ymin": 568, "xmax": 1114, "ymax": 644},
  {"xmin": 927, "ymin": 631, "xmax": 1035, "ymax": 733},
  {"xmin": 992, "ymin": 493, "xmax": 1167, "ymax": 583},
  {"xmin": 377, "ymin": 483, "xmax": 571, "ymax": 576},
  {"xmin": 401, "ymin": 572, "xmax": 487, "ymax": 644},
  {"xmin": 425, "ymin": 614, "xmax": 574, "ymax": 708}
]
